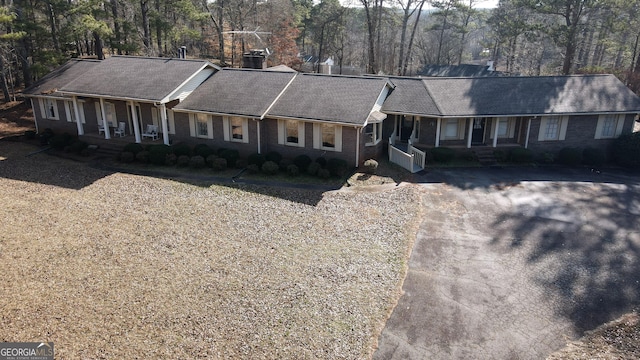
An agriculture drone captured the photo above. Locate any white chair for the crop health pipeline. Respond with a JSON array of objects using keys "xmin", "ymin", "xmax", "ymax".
[
  {"xmin": 98, "ymin": 123, "xmax": 106, "ymax": 135},
  {"xmin": 113, "ymin": 122, "xmax": 126, "ymax": 137},
  {"xmin": 142, "ymin": 124, "xmax": 159, "ymax": 140}
]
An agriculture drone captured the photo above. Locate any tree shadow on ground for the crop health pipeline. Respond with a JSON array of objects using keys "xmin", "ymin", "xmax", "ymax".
[{"xmin": 489, "ymin": 182, "xmax": 640, "ymax": 333}]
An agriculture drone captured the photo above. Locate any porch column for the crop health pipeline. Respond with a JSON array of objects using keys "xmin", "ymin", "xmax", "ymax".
[
  {"xmin": 160, "ymin": 104, "xmax": 169, "ymax": 145},
  {"xmin": 72, "ymin": 96, "xmax": 84, "ymax": 136},
  {"xmin": 492, "ymin": 118, "xmax": 499, "ymax": 147},
  {"xmin": 524, "ymin": 118, "xmax": 532, "ymax": 149},
  {"xmin": 435, "ymin": 118, "xmax": 441, "ymax": 148},
  {"xmin": 256, "ymin": 120, "xmax": 261, "ymax": 154},
  {"xmin": 466, "ymin": 118, "xmax": 473, "ymax": 148},
  {"xmin": 130, "ymin": 101, "xmax": 141, "ymax": 143},
  {"xmin": 99, "ymin": 98, "xmax": 111, "ymax": 139}
]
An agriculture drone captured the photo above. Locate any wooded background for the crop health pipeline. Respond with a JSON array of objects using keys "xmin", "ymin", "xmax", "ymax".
[{"xmin": 1, "ymin": 0, "xmax": 640, "ymax": 101}]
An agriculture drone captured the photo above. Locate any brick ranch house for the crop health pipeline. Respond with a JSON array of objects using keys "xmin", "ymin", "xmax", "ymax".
[{"xmin": 25, "ymin": 56, "xmax": 640, "ymax": 172}]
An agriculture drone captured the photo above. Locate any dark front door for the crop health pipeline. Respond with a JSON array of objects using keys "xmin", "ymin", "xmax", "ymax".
[
  {"xmin": 471, "ymin": 118, "xmax": 485, "ymax": 144},
  {"xmin": 400, "ymin": 116, "xmax": 413, "ymax": 141}
]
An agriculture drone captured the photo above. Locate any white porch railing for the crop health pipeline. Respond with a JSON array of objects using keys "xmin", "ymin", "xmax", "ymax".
[
  {"xmin": 388, "ymin": 132, "xmax": 425, "ymax": 173},
  {"xmin": 408, "ymin": 142, "xmax": 426, "ymax": 170},
  {"xmin": 389, "ymin": 144, "xmax": 415, "ymax": 172}
]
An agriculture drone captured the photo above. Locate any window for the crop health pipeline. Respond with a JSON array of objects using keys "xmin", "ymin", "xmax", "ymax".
[
  {"xmin": 313, "ymin": 123, "xmax": 342, "ymax": 152},
  {"xmin": 277, "ymin": 119, "xmax": 305, "ymax": 147},
  {"xmin": 223, "ymin": 116, "xmax": 248, "ymax": 143},
  {"xmin": 151, "ymin": 107, "xmax": 176, "ymax": 135},
  {"xmin": 441, "ymin": 119, "xmax": 464, "ymax": 140},
  {"xmin": 595, "ymin": 114, "xmax": 624, "ymax": 139},
  {"xmin": 64, "ymin": 101, "xmax": 85, "ymax": 124},
  {"xmin": 39, "ymin": 98, "xmax": 59, "ymax": 120},
  {"xmin": 537, "ymin": 116, "xmax": 568, "ymax": 141},
  {"xmin": 189, "ymin": 113, "xmax": 213, "ymax": 139},
  {"xmin": 365, "ymin": 121, "xmax": 383, "ymax": 146},
  {"xmin": 490, "ymin": 117, "xmax": 516, "ymax": 139},
  {"xmin": 95, "ymin": 102, "xmax": 116, "ymax": 126}
]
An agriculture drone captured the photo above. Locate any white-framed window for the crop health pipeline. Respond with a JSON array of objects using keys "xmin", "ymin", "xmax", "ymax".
[
  {"xmin": 595, "ymin": 114, "xmax": 625, "ymax": 139},
  {"xmin": 151, "ymin": 107, "xmax": 176, "ymax": 135},
  {"xmin": 277, "ymin": 119, "xmax": 305, "ymax": 147},
  {"xmin": 64, "ymin": 100, "xmax": 85, "ymax": 124},
  {"xmin": 490, "ymin": 117, "xmax": 516, "ymax": 139},
  {"xmin": 223, "ymin": 116, "xmax": 249, "ymax": 143},
  {"xmin": 39, "ymin": 98, "xmax": 59, "ymax": 120},
  {"xmin": 440, "ymin": 118, "xmax": 465, "ymax": 140},
  {"xmin": 189, "ymin": 113, "xmax": 213, "ymax": 139},
  {"xmin": 365, "ymin": 121, "xmax": 383, "ymax": 146},
  {"xmin": 313, "ymin": 123, "xmax": 342, "ymax": 152},
  {"xmin": 538, "ymin": 116, "xmax": 568, "ymax": 141},
  {"xmin": 95, "ymin": 101, "xmax": 116, "ymax": 126}
]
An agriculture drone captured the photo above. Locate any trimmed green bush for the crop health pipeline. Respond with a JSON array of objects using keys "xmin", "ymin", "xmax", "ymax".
[
  {"xmin": 119, "ymin": 151, "xmax": 135, "ymax": 163},
  {"xmin": 363, "ymin": 159, "xmax": 378, "ymax": 174},
  {"xmin": 235, "ymin": 159, "xmax": 248, "ymax": 169},
  {"xmin": 327, "ymin": 158, "xmax": 349, "ymax": 177},
  {"xmin": 265, "ymin": 151, "xmax": 282, "ymax": 164},
  {"xmin": 211, "ymin": 157, "xmax": 227, "ymax": 171},
  {"xmin": 459, "ymin": 151, "xmax": 476, "ymax": 162},
  {"xmin": 136, "ymin": 150, "xmax": 150, "ymax": 163},
  {"xmin": 315, "ymin": 157, "xmax": 327, "ymax": 167},
  {"xmin": 49, "ymin": 133, "xmax": 74, "ymax": 149},
  {"xmin": 206, "ymin": 154, "xmax": 218, "ymax": 167},
  {"xmin": 431, "ymin": 147, "xmax": 455, "ymax": 163},
  {"xmin": 68, "ymin": 141, "xmax": 88, "ymax": 154},
  {"xmin": 287, "ymin": 164, "xmax": 300, "ymax": 176},
  {"xmin": 219, "ymin": 149, "xmax": 239, "ymax": 168},
  {"xmin": 317, "ymin": 168, "xmax": 331, "ymax": 179},
  {"xmin": 189, "ymin": 155, "xmax": 206, "ymax": 168},
  {"xmin": 24, "ymin": 130, "xmax": 36, "ymax": 139},
  {"xmin": 39, "ymin": 128, "xmax": 54, "ymax": 145},
  {"xmin": 582, "ymin": 147, "xmax": 606, "ymax": 166},
  {"xmin": 307, "ymin": 161, "xmax": 322, "ymax": 176},
  {"xmin": 279, "ymin": 158, "xmax": 292, "ymax": 171},
  {"xmin": 193, "ymin": 144, "xmax": 215, "ymax": 158},
  {"xmin": 247, "ymin": 153, "xmax": 267, "ymax": 167},
  {"xmin": 124, "ymin": 143, "xmax": 145, "ymax": 155},
  {"xmin": 611, "ymin": 133, "xmax": 640, "ymax": 168},
  {"xmin": 246, "ymin": 164, "xmax": 260, "ymax": 174},
  {"xmin": 294, "ymin": 154, "xmax": 312, "ymax": 170},
  {"xmin": 262, "ymin": 161, "xmax": 280, "ymax": 175},
  {"xmin": 558, "ymin": 147, "xmax": 582, "ymax": 166},
  {"xmin": 165, "ymin": 153, "xmax": 177, "ymax": 166},
  {"xmin": 172, "ymin": 143, "xmax": 191, "ymax": 157},
  {"xmin": 493, "ymin": 149, "xmax": 508, "ymax": 163},
  {"xmin": 538, "ymin": 152, "xmax": 555, "ymax": 164},
  {"xmin": 177, "ymin": 155, "xmax": 190, "ymax": 167},
  {"xmin": 148, "ymin": 144, "xmax": 173, "ymax": 165},
  {"xmin": 510, "ymin": 148, "xmax": 534, "ymax": 163}
]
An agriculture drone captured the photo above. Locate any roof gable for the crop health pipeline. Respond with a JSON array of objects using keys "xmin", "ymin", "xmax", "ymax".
[
  {"xmin": 267, "ymin": 74, "xmax": 391, "ymax": 125},
  {"xmin": 59, "ymin": 56, "xmax": 216, "ymax": 102},
  {"xmin": 174, "ymin": 68, "xmax": 297, "ymax": 118},
  {"xmin": 422, "ymin": 75, "xmax": 640, "ymax": 117},
  {"xmin": 382, "ymin": 77, "xmax": 440, "ymax": 115},
  {"xmin": 24, "ymin": 59, "xmax": 100, "ymax": 97}
]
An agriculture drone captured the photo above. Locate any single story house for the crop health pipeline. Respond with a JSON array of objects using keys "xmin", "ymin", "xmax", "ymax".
[{"xmin": 25, "ymin": 56, "xmax": 640, "ymax": 172}]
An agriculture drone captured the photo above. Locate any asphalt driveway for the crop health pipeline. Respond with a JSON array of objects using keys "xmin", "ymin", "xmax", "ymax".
[{"xmin": 374, "ymin": 167, "xmax": 640, "ymax": 359}]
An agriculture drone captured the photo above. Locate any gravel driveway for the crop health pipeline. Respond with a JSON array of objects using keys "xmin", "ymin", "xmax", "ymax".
[{"xmin": 375, "ymin": 167, "xmax": 640, "ymax": 359}]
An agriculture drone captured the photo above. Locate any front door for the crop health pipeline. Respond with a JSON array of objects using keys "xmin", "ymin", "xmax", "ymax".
[
  {"xmin": 400, "ymin": 115, "xmax": 413, "ymax": 141},
  {"xmin": 471, "ymin": 118, "xmax": 485, "ymax": 144}
]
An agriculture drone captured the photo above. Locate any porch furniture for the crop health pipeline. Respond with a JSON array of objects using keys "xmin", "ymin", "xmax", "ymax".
[
  {"xmin": 142, "ymin": 124, "xmax": 159, "ymax": 140},
  {"xmin": 113, "ymin": 122, "xmax": 126, "ymax": 137},
  {"xmin": 98, "ymin": 124, "xmax": 106, "ymax": 135}
]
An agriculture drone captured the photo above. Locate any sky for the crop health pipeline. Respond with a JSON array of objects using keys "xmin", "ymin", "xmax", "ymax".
[{"xmin": 340, "ymin": 0, "xmax": 500, "ymax": 10}]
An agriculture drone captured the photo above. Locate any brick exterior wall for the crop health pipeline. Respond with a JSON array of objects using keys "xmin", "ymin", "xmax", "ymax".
[{"xmin": 32, "ymin": 98, "xmax": 79, "ymax": 134}]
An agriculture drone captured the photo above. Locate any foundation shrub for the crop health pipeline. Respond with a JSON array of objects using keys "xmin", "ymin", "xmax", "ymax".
[
  {"xmin": 431, "ymin": 147, "xmax": 455, "ymax": 163},
  {"xmin": 39, "ymin": 128, "xmax": 54, "ymax": 145},
  {"xmin": 119, "ymin": 151, "xmax": 135, "ymax": 163},
  {"xmin": 247, "ymin": 153, "xmax": 266, "ymax": 167},
  {"xmin": 165, "ymin": 153, "xmax": 177, "ymax": 166},
  {"xmin": 49, "ymin": 133, "xmax": 74, "ymax": 149},
  {"xmin": 148, "ymin": 144, "xmax": 173, "ymax": 165},
  {"xmin": 327, "ymin": 158, "xmax": 349, "ymax": 177},
  {"xmin": 262, "ymin": 161, "xmax": 279, "ymax": 175},
  {"xmin": 211, "ymin": 157, "xmax": 227, "ymax": 171},
  {"xmin": 123, "ymin": 143, "xmax": 145, "ymax": 155},
  {"xmin": 177, "ymin": 155, "xmax": 190, "ymax": 167},
  {"xmin": 538, "ymin": 151, "xmax": 555, "ymax": 164},
  {"xmin": 136, "ymin": 150, "xmax": 150, "ymax": 163},
  {"xmin": 294, "ymin": 155, "xmax": 312, "ymax": 170},
  {"xmin": 510, "ymin": 148, "xmax": 534, "ymax": 163},
  {"xmin": 317, "ymin": 168, "xmax": 331, "ymax": 179},
  {"xmin": 246, "ymin": 164, "xmax": 260, "ymax": 174},
  {"xmin": 193, "ymin": 144, "xmax": 215, "ymax": 158},
  {"xmin": 235, "ymin": 159, "xmax": 248, "ymax": 169},
  {"xmin": 558, "ymin": 147, "xmax": 582, "ymax": 166},
  {"xmin": 493, "ymin": 149, "xmax": 508, "ymax": 163},
  {"xmin": 287, "ymin": 164, "xmax": 300, "ymax": 177},
  {"xmin": 206, "ymin": 154, "xmax": 218, "ymax": 167},
  {"xmin": 315, "ymin": 157, "xmax": 327, "ymax": 167},
  {"xmin": 219, "ymin": 149, "xmax": 239, "ymax": 168},
  {"xmin": 582, "ymin": 147, "xmax": 606, "ymax": 166},
  {"xmin": 189, "ymin": 155, "xmax": 206, "ymax": 168},
  {"xmin": 612, "ymin": 133, "xmax": 640, "ymax": 168},
  {"xmin": 307, "ymin": 161, "xmax": 322, "ymax": 176},
  {"xmin": 278, "ymin": 158, "xmax": 292, "ymax": 171},
  {"xmin": 172, "ymin": 143, "xmax": 191, "ymax": 157},
  {"xmin": 265, "ymin": 151, "xmax": 282, "ymax": 164},
  {"xmin": 68, "ymin": 141, "xmax": 88, "ymax": 154}
]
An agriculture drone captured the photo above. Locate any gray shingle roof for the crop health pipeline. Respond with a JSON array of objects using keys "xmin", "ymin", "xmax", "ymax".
[
  {"xmin": 267, "ymin": 74, "xmax": 389, "ymax": 125},
  {"xmin": 423, "ymin": 75, "xmax": 640, "ymax": 117},
  {"xmin": 174, "ymin": 68, "xmax": 296, "ymax": 118},
  {"xmin": 59, "ymin": 56, "xmax": 213, "ymax": 102},
  {"xmin": 24, "ymin": 59, "xmax": 100, "ymax": 97},
  {"xmin": 382, "ymin": 77, "xmax": 440, "ymax": 115}
]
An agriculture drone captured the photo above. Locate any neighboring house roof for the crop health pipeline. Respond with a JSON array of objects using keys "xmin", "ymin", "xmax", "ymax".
[
  {"xmin": 382, "ymin": 77, "xmax": 440, "ymax": 116},
  {"xmin": 422, "ymin": 74, "xmax": 640, "ymax": 117},
  {"xmin": 173, "ymin": 68, "xmax": 296, "ymax": 118},
  {"xmin": 265, "ymin": 65, "xmax": 297, "ymax": 72},
  {"xmin": 419, "ymin": 64, "xmax": 501, "ymax": 77},
  {"xmin": 24, "ymin": 59, "xmax": 100, "ymax": 97},
  {"xmin": 59, "ymin": 56, "xmax": 217, "ymax": 103},
  {"xmin": 267, "ymin": 73, "xmax": 391, "ymax": 125}
]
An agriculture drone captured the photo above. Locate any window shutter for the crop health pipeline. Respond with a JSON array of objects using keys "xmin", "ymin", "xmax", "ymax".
[
  {"xmin": 207, "ymin": 116, "xmax": 214, "ymax": 139},
  {"xmin": 223, "ymin": 116, "xmax": 230, "ymax": 141},
  {"xmin": 298, "ymin": 122, "xmax": 305, "ymax": 147},
  {"xmin": 64, "ymin": 102, "xmax": 72, "ymax": 122},
  {"xmin": 167, "ymin": 110, "xmax": 175, "ymax": 135},
  {"xmin": 38, "ymin": 99, "xmax": 46, "ymax": 119},
  {"xmin": 277, "ymin": 119, "xmax": 285, "ymax": 144},
  {"xmin": 313, "ymin": 123, "xmax": 321, "ymax": 149},
  {"xmin": 242, "ymin": 118, "xmax": 249, "ymax": 143},
  {"xmin": 537, "ymin": 118, "xmax": 547, "ymax": 141},
  {"xmin": 615, "ymin": 115, "xmax": 625, "ymax": 137},
  {"xmin": 189, "ymin": 114, "xmax": 196, "ymax": 137},
  {"xmin": 559, "ymin": 116, "xmax": 568, "ymax": 140},
  {"xmin": 334, "ymin": 125, "xmax": 342, "ymax": 152}
]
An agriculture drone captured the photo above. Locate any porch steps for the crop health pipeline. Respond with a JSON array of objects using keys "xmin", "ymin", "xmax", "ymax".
[
  {"xmin": 474, "ymin": 148, "xmax": 498, "ymax": 166},
  {"xmin": 80, "ymin": 135, "xmax": 122, "ymax": 159}
]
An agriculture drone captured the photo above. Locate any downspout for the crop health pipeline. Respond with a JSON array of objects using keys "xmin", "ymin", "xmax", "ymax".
[
  {"xmin": 256, "ymin": 119, "xmax": 261, "ymax": 154},
  {"xmin": 524, "ymin": 118, "xmax": 532, "ymax": 149},
  {"xmin": 466, "ymin": 118, "xmax": 473, "ymax": 148},
  {"xmin": 73, "ymin": 96, "xmax": 84, "ymax": 136},
  {"xmin": 355, "ymin": 126, "xmax": 360, "ymax": 167},
  {"xmin": 30, "ymin": 98, "xmax": 38, "ymax": 133},
  {"xmin": 435, "ymin": 118, "xmax": 441, "ymax": 147}
]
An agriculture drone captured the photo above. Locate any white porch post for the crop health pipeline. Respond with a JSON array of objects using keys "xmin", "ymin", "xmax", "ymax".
[
  {"xmin": 525, "ymin": 118, "xmax": 532, "ymax": 149},
  {"xmin": 160, "ymin": 104, "xmax": 169, "ymax": 145},
  {"xmin": 435, "ymin": 118, "xmax": 441, "ymax": 148},
  {"xmin": 130, "ymin": 101, "xmax": 142, "ymax": 143},
  {"xmin": 492, "ymin": 118, "xmax": 499, "ymax": 148},
  {"xmin": 73, "ymin": 96, "xmax": 84, "ymax": 136},
  {"xmin": 466, "ymin": 118, "xmax": 473, "ymax": 148},
  {"xmin": 256, "ymin": 120, "xmax": 261, "ymax": 154},
  {"xmin": 99, "ymin": 98, "xmax": 111, "ymax": 139}
]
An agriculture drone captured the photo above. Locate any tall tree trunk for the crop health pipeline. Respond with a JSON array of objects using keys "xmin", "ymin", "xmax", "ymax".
[
  {"xmin": 13, "ymin": 0, "xmax": 31, "ymax": 87},
  {"xmin": 402, "ymin": 0, "xmax": 425, "ymax": 75},
  {"xmin": 362, "ymin": 2, "xmax": 377, "ymax": 74},
  {"xmin": 141, "ymin": 0, "xmax": 151, "ymax": 54},
  {"xmin": 111, "ymin": 0, "xmax": 122, "ymax": 55},
  {"xmin": 45, "ymin": 0, "xmax": 60, "ymax": 52},
  {"xmin": 397, "ymin": 1, "xmax": 414, "ymax": 75},
  {"xmin": 94, "ymin": 31, "xmax": 104, "ymax": 59},
  {"xmin": 155, "ymin": 0, "xmax": 162, "ymax": 56},
  {"xmin": 0, "ymin": 56, "xmax": 11, "ymax": 103}
]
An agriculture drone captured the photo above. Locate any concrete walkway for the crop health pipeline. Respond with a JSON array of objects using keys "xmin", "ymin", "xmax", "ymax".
[{"xmin": 374, "ymin": 167, "xmax": 640, "ymax": 359}]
